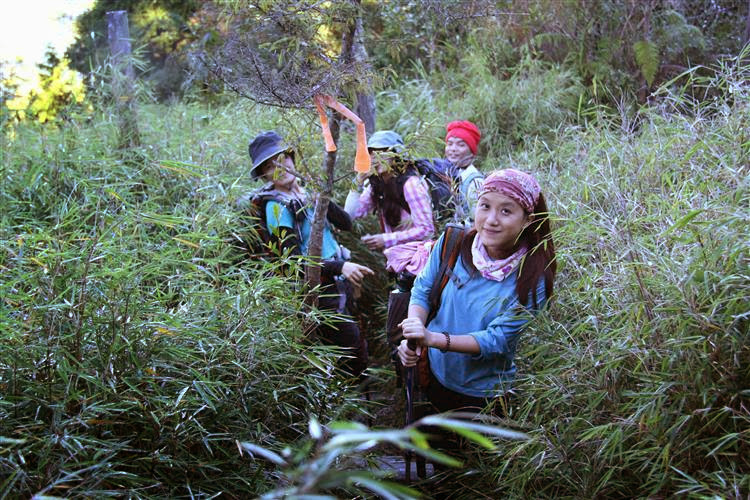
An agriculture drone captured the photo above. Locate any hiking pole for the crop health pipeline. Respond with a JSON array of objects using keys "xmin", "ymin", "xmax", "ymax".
[
  {"xmin": 402, "ymin": 226, "xmax": 464, "ymax": 481},
  {"xmin": 404, "ymin": 339, "xmax": 426, "ymax": 481},
  {"xmin": 386, "ymin": 286, "xmax": 418, "ymax": 480},
  {"xmin": 404, "ymin": 339, "xmax": 417, "ymax": 483}
]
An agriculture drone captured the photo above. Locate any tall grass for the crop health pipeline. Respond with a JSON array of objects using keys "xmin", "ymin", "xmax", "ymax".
[
  {"xmin": 364, "ymin": 43, "xmax": 748, "ymax": 499},
  {"xmin": 1, "ymin": 47, "xmax": 748, "ymax": 498},
  {"xmin": 373, "ymin": 46, "xmax": 583, "ymax": 169},
  {"xmin": 0, "ymin": 101, "xmax": 370, "ymax": 497},
  {"xmin": 443, "ymin": 51, "xmax": 748, "ymax": 499}
]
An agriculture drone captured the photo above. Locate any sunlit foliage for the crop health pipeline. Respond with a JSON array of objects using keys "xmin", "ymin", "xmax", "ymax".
[{"xmin": 3, "ymin": 51, "xmax": 87, "ymax": 125}]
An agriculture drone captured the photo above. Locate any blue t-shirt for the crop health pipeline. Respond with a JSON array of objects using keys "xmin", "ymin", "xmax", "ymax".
[
  {"xmin": 410, "ymin": 232, "xmax": 547, "ymax": 398},
  {"xmin": 265, "ymin": 200, "xmax": 341, "ymax": 259}
]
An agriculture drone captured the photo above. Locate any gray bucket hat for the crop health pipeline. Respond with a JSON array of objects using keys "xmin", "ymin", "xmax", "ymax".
[
  {"xmin": 248, "ymin": 131, "xmax": 293, "ymax": 180},
  {"xmin": 367, "ymin": 130, "xmax": 404, "ymax": 152}
]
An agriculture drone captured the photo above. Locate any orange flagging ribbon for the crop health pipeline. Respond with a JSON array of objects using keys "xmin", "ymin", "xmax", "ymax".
[{"xmin": 313, "ymin": 94, "xmax": 371, "ymax": 173}]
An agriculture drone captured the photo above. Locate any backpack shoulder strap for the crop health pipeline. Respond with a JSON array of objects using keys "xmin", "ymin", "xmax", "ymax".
[
  {"xmin": 394, "ymin": 169, "xmax": 418, "ymax": 213},
  {"xmin": 426, "ymin": 224, "xmax": 465, "ymax": 324},
  {"xmin": 460, "ymin": 169, "xmax": 484, "ymax": 195},
  {"xmin": 254, "ymin": 193, "xmax": 303, "ymax": 244},
  {"xmin": 462, "ymin": 169, "xmax": 484, "ymax": 187}
]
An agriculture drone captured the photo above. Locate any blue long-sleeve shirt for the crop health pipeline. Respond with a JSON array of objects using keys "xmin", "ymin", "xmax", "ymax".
[{"xmin": 410, "ymin": 232, "xmax": 547, "ymax": 398}]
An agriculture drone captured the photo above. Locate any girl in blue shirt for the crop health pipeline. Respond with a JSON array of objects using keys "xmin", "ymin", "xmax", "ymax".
[{"xmin": 397, "ymin": 169, "xmax": 556, "ymax": 412}]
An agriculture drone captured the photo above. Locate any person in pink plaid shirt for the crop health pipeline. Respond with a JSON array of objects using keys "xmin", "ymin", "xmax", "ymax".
[{"xmin": 344, "ymin": 130, "xmax": 435, "ymax": 280}]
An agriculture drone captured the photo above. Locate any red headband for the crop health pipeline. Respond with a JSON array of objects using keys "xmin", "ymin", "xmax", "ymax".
[{"xmin": 445, "ymin": 120, "xmax": 481, "ymax": 154}]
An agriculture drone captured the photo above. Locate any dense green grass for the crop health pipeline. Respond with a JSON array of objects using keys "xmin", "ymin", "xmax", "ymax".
[
  {"xmin": 1, "ymin": 52, "xmax": 748, "ymax": 498},
  {"xmin": 0, "ymin": 101, "xmax": 372, "ymax": 497},
  {"xmin": 450, "ymin": 57, "xmax": 749, "ymax": 498}
]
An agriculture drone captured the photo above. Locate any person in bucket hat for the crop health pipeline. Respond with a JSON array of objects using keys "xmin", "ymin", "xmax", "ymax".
[
  {"xmin": 248, "ymin": 131, "xmax": 294, "ymax": 180},
  {"xmin": 246, "ymin": 130, "xmax": 374, "ymax": 379}
]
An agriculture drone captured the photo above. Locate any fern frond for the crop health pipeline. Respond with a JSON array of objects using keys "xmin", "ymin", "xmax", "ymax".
[{"xmin": 633, "ymin": 39, "xmax": 660, "ymax": 87}]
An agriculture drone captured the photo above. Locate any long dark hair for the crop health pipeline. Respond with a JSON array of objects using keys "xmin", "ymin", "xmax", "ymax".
[
  {"xmin": 460, "ymin": 193, "xmax": 556, "ymax": 308},
  {"xmin": 368, "ymin": 159, "xmax": 414, "ymax": 228}
]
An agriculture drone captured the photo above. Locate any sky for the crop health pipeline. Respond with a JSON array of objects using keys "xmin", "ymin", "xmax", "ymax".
[{"xmin": 0, "ymin": 0, "xmax": 94, "ymax": 91}]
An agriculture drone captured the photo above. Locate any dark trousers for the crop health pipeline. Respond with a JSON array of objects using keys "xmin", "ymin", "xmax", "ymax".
[
  {"xmin": 425, "ymin": 372, "xmax": 492, "ymax": 413},
  {"xmin": 317, "ymin": 281, "xmax": 368, "ymax": 378},
  {"xmin": 413, "ymin": 370, "xmax": 506, "ymax": 457}
]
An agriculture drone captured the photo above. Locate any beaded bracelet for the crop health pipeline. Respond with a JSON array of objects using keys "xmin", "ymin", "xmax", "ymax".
[{"xmin": 440, "ymin": 332, "xmax": 451, "ymax": 353}]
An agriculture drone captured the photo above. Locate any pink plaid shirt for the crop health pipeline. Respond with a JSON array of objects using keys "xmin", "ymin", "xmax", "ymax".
[{"xmin": 350, "ymin": 176, "xmax": 434, "ymax": 248}]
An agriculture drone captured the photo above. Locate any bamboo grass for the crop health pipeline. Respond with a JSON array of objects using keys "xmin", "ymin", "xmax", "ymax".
[{"xmin": 1, "ymin": 45, "xmax": 748, "ymax": 499}]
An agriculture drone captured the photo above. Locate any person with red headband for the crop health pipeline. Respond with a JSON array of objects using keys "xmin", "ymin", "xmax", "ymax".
[
  {"xmin": 444, "ymin": 120, "xmax": 485, "ymax": 222},
  {"xmin": 397, "ymin": 169, "xmax": 556, "ymax": 414}
]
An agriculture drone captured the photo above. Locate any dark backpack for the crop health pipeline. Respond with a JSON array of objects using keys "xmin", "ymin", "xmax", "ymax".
[
  {"xmin": 418, "ymin": 158, "xmax": 486, "ymax": 223},
  {"xmin": 413, "ymin": 158, "xmax": 461, "ymax": 222},
  {"xmin": 233, "ymin": 187, "xmax": 303, "ymax": 259},
  {"xmin": 414, "ymin": 158, "xmax": 484, "ymax": 222},
  {"xmin": 376, "ymin": 158, "xmax": 474, "ymax": 228}
]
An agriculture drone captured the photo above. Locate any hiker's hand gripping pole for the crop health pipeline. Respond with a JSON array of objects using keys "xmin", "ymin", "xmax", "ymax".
[{"xmin": 398, "ymin": 315, "xmax": 429, "ymax": 367}]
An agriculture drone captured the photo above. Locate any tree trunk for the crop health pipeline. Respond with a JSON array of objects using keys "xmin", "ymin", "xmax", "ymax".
[
  {"xmin": 342, "ymin": 2, "xmax": 376, "ymax": 135},
  {"xmin": 305, "ymin": 1, "xmax": 374, "ymax": 305},
  {"xmin": 635, "ymin": 0, "xmax": 654, "ymax": 105},
  {"xmin": 107, "ymin": 10, "xmax": 140, "ymax": 148},
  {"xmin": 352, "ymin": 16, "xmax": 376, "ymax": 136},
  {"xmin": 304, "ymin": 113, "xmax": 342, "ymax": 308},
  {"xmin": 744, "ymin": 0, "xmax": 750, "ymax": 50}
]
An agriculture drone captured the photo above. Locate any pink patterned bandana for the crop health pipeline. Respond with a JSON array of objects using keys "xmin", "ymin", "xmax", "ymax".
[
  {"xmin": 471, "ymin": 233, "xmax": 528, "ymax": 282},
  {"xmin": 478, "ymin": 169, "xmax": 540, "ymax": 213}
]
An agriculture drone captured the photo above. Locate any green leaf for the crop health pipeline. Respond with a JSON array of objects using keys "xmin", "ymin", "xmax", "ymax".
[
  {"xmin": 347, "ymin": 475, "xmax": 420, "ymax": 500},
  {"xmin": 157, "ymin": 160, "xmax": 203, "ymax": 177},
  {"xmin": 633, "ymin": 40, "xmax": 660, "ymax": 86},
  {"xmin": 174, "ymin": 386, "xmax": 190, "ymax": 407},
  {"xmin": 419, "ymin": 415, "xmax": 528, "ymax": 442},
  {"xmin": 309, "ymin": 416, "xmax": 322, "ymax": 440},
  {"xmin": 328, "ymin": 421, "xmax": 368, "ymax": 431},
  {"xmin": 666, "ymin": 209, "xmax": 704, "ymax": 233},
  {"xmin": 682, "ymin": 140, "xmax": 704, "ymax": 164},
  {"xmin": 0, "ymin": 437, "xmax": 26, "ymax": 445},
  {"xmin": 239, "ymin": 442, "xmax": 287, "ymax": 466}
]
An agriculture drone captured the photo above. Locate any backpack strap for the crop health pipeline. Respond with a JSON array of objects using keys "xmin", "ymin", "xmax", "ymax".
[
  {"xmin": 459, "ymin": 169, "xmax": 484, "ymax": 200},
  {"xmin": 456, "ymin": 169, "xmax": 484, "ymax": 217},
  {"xmin": 255, "ymin": 193, "xmax": 304, "ymax": 249},
  {"xmin": 461, "ymin": 169, "xmax": 484, "ymax": 192},
  {"xmin": 425, "ymin": 224, "xmax": 465, "ymax": 325}
]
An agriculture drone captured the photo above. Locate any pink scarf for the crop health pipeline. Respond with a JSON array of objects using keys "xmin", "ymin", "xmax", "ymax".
[{"xmin": 471, "ymin": 234, "xmax": 528, "ymax": 282}]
